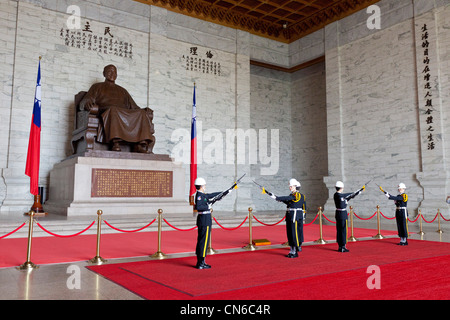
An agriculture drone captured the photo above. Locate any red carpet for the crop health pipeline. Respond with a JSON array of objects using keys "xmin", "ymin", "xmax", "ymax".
[
  {"xmin": 88, "ymin": 239, "xmax": 450, "ymax": 300},
  {"xmin": 1, "ymin": 222, "xmax": 398, "ymax": 268}
]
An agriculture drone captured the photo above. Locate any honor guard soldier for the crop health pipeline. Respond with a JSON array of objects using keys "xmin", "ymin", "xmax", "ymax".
[
  {"xmin": 266, "ymin": 179, "xmax": 306, "ymax": 258},
  {"xmin": 194, "ymin": 177, "xmax": 234, "ymax": 269},
  {"xmin": 383, "ymin": 183, "xmax": 409, "ymax": 246},
  {"xmin": 334, "ymin": 181, "xmax": 365, "ymax": 252}
]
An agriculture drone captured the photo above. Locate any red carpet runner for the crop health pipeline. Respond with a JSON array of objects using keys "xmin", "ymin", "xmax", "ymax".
[{"xmin": 88, "ymin": 239, "xmax": 450, "ymax": 300}]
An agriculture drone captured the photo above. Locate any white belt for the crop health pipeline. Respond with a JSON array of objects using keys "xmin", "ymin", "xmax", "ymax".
[
  {"xmin": 198, "ymin": 211, "xmax": 211, "ymax": 215},
  {"xmin": 396, "ymin": 207, "xmax": 408, "ymax": 219},
  {"xmin": 286, "ymin": 208, "xmax": 304, "ymax": 222},
  {"xmin": 336, "ymin": 208, "xmax": 347, "ymax": 211}
]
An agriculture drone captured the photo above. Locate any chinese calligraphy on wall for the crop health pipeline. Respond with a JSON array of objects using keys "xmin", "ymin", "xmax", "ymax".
[
  {"xmin": 182, "ymin": 47, "xmax": 222, "ymax": 76},
  {"xmin": 60, "ymin": 21, "xmax": 134, "ymax": 59},
  {"xmin": 421, "ymin": 24, "xmax": 435, "ymax": 151}
]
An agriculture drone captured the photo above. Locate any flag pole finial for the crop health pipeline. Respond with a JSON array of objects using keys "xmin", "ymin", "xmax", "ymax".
[{"xmin": 39, "ymin": 56, "xmax": 42, "ymax": 60}]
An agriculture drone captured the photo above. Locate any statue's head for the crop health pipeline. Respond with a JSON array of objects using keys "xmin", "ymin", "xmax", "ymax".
[{"xmin": 103, "ymin": 64, "xmax": 117, "ymax": 82}]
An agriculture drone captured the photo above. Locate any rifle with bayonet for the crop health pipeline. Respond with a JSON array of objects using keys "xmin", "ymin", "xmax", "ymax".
[
  {"xmin": 252, "ymin": 180, "xmax": 275, "ymax": 197},
  {"xmin": 376, "ymin": 183, "xmax": 386, "ymax": 194},
  {"xmin": 361, "ymin": 180, "xmax": 372, "ymax": 191},
  {"xmin": 210, "ymin": 173, "xmax": 246, "ymax": 204}
]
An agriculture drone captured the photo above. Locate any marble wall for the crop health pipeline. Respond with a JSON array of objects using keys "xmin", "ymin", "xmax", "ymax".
[
  {"xmin": 249, "ymin": 65, "xmax": 292, "ymax": 211},
  {"xmin": 291, "ymin": 62, "xmax": 328, "ymax": 213},
  {"xmin": 1, "ymin": 0, "xmax": 150, "ymax": 213},
  {"xmin": 322, "ymin": 0, "xmax": 450, "ymax": 217},
  {"xmin": 0, "ymin": 0, "xmax": 277, "ymax": 214}
]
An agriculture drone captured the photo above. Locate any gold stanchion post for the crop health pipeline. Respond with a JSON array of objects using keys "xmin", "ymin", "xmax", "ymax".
[
  {"xmin": 89, "ymin": 210, "xmax": 107, "ymax": 264},
  {"xmin": 348, "ymin": 206, "xmax": 357, "ymax": 242},
  {"xmin": 17, "ymin": 211, "xmax": 39, "ymax": 271},
  {"xmin": 151, "ymin": 209, "xmax": 167, "ymax": 259},
  {"xmin": 436, "ymin": 209, "xmax": 443, "ymax": 234},
  {"xmin": 314, "ymin": 207, "xmax": 327, "ymax": 244},
  {"xmin": 243, "ymin": 207, "xmax": 256, "ymax": 251},
  {"xmin": 418, "ymin": 210, "xmax": 425, "ymax": 237},
  {"xmin": 372, "ymin": 205, "xmax": 385, "ymax": 239}
]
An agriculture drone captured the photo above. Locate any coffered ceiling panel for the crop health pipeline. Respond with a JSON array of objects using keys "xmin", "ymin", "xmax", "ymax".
[{"xmin": 135, "ymin": 0, "xmax": 380, "ymax": 43}]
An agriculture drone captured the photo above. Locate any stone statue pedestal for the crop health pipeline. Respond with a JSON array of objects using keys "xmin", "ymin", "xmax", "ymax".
[{"xmin": 45, "ymin": 151, "xmax": 192, "ymax": 216}]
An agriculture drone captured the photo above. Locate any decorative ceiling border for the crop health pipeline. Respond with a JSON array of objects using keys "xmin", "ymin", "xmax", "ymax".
[
  {"xmin": 250, "ymin": 55, "xmax": 325, "ymax": 73},
  {"xmin": 134, "ymin": 0, "xmax": 381, "ymax": 43}
]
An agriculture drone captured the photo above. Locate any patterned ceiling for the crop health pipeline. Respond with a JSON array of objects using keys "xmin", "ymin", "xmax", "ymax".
[{"xmin": 135, "ymin": 0, "xmax": 380, "ymax": 43}]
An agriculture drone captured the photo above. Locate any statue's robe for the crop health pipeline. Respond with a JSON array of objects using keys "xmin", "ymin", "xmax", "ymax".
[{"xmin": 81, "ymin": 82, "xmax": 154, "ymax": 144}]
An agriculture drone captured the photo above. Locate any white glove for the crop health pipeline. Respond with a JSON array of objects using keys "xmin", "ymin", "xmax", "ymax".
[
  {"xmin": 384, "ymin": 192, "xmax": 390, "ymax": 198},
  {"xmin": 270, "ymin": 194, "xmax": 276, "ymax": 200}
]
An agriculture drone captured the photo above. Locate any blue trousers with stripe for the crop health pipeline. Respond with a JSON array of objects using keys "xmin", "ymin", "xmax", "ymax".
[
  {"xmin": 196, "ymin": 214, "xmax": 212, "ymax": 260},
  {"xmin": 286, "ymin": 211, "xmax": 303, "ymax": 247}
]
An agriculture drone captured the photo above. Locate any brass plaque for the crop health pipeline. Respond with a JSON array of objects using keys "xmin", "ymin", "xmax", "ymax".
[{"xmin": 91, "ymin": 169, "xmax": 173, "ymax": 198}]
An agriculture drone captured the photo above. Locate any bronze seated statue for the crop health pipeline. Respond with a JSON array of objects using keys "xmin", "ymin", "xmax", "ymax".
[{"xmin": 71, "ymin": 64, "xmax": 155, "ymax": 155}]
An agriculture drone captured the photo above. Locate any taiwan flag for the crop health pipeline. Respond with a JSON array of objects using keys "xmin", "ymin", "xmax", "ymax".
[
  {"xmin": 189, "ymin": 84, "xmax": 197, "ymax": 200},
  {"xmin": 25, "ymin": 59, "xmax": 42, "ymax": 196}
]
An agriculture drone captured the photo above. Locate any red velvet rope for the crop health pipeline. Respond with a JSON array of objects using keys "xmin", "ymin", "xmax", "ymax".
[
  {"xmin": 163, "ymin": 218, "xmax": 197, "ymax": 231},
  {"xmin": 213, "ymin": 216, "xmax": 248, "ymax": 230},
  {"xmin": 408, "ymin": 215, "xmax": 420, "ymax": 223},
  {"xmin": 0, "ymin": 222, "xmax": 26, "ymax": 239},
  {"xmin": 36, "ymin": 221, "xmax": 95, "ymax": 238},
  {"xmin": 422, "ymin": 213, "xmax": 438, "ymax": 223},
  {"xmin": 353, "ymin": 211, "xmax": 377, "ymax": 220},
  {"xmin": 440, "ymin": 212, "xmax": 450, "ymax": 222},
  {"xmin": 104, "ymin": 219, "xmax": 156, "ymax": 232},
  {"xmin": 379, "ymin": 211, "xmax": 396, "ymax": 220},
  {"xmin": 304, "ymin": 213, "xmax": 318, "ymax": 226},
  {"xmin": 322, "ymin": 213, "xmax": 336, "ymax": 224},
  {"xmin": 253, "ymin": 215, "xmax": 285, "ymax": 226}
]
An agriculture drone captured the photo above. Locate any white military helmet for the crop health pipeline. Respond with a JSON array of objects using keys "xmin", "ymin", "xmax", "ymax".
[
  {"xmin": 398, "ymin": 183, "xmax": 406, "ymax": 189},
  {"xmin": 194, "ymin": 177, "xmax": 206, "ymax": 186},
  {"xmin": 289, "ymin": 179, "xmax": 301, "ymax": 187},
  {"xmin": 336, "ymin": 181, "xmax": 344, "ymax": 188}
]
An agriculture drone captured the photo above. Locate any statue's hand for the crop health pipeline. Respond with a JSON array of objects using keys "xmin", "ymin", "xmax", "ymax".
[
  {"xmin": 80, "ymin": 100, "xmax": 99, "ymax": 114},
  {"xmin": 83, "ymin": 101, "xmax": 93, "ymax": 111}
]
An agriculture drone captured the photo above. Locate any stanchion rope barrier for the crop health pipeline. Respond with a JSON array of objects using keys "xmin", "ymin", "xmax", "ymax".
[
  {"xmin": 250, "ymin": 213, "xmax": 320, "ymax": 227},
  {"xmin": 322, "ymin": 213, "xmax": 337, "ymax": 224},
  {"xmin": 253, "ymin": 215, "xmax": 286, "ymax": 226},
  {"xmin": 36, "ymin": 221, "xmax": 96, "ymax": 238},
  {"xmin": 440, "ymin": 212, "xmax": 450, "ymax": 222},
  {"xmin": 0, "ymin": 222, "xmax": 27, "ymax": 239},
  {"xmin": 304, "ymin": 213, "xmax": 319, "ymax": 226},
  {"xmin": 7, "ymin": 206, "xmax": 449, "ymax": 271},
  {"xmin": 408, "ymin": 215, "xmax": 420, "ymax": 223},
  {"xmin": 1, "ymin": 206, "xmax": 449, "ymax": 241},
  {"xmin": 163, "ymin": 218, "xmax": 197, "ymax": 231},
  {"xmin": 104, "ymin": 219, "xmax": 156, "ymax": 233},
  {"xmin": 422, "ymin": 213, "xmax": 438, "ymax": 223},
  {"xmin": 353, "ymin": 211, "xmax": 377, "ymax": 220},
  {"xmin": 213, "ymin": 216, "xmax": 248, "ymax": 231},
  {"xmin": 380, "ymin": 211, "xmax": 396, "ymax": 220}
]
